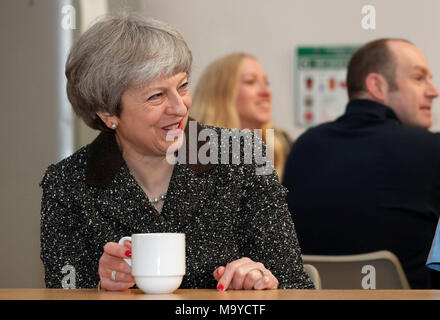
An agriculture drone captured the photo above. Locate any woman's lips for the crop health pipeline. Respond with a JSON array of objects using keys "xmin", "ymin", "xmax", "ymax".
[
  {"xmin": 161, "ymin": 120, "xmax": 183, "ymax": 136},
  {"xmin": 256, "ymin": 101, "xmax": 271, "ymax": 110}
]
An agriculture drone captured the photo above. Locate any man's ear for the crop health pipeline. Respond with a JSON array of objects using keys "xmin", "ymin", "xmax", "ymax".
[
  {"xmin": 364, "ymin": 73, "xmax": 389, "ymax": 103},
  {"xmin": 96, "ymin": 112, "xmax": 119, "ymax": 130}
]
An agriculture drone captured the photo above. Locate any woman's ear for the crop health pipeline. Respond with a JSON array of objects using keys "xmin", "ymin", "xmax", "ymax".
[
  {"xmin": 364, "ymin": 73, "xmax": 389, "ymax": 103},
  {"xmin": 96, "ymin": 112, "xmax": 119, "ymax": 130}
]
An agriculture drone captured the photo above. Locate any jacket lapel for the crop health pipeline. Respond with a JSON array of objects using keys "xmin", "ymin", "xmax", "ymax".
[
  {"xmin": 95, "ymin": 165, "xmax": 167, "ymax": 233},
  {"xmin": 160, "ymin": 163, "xmax": 214, "ymax": 230},
  {"xmin": 161, "ymin": 120, "xmax": 217, "ymax": 228},
  {"xmin": 84, "ymin": 120, "xmax": 217, "ymax": 233}
]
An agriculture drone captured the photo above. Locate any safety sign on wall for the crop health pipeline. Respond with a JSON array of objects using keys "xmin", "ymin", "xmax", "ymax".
[{"xmin": 295, "ymin": 46, "xmax": 359, "ymax": 126}]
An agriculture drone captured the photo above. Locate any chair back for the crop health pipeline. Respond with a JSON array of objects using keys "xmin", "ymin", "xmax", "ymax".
[
  {"xmin": 303, "ymin": 264, "xmax": 322, "ymax": 289},
  {"xmin": 302, "ymin": 250, "xmax": 410, "ymax": 289}
]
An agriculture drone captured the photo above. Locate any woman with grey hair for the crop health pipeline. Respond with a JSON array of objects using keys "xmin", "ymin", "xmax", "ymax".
[{"xmin": 40, "ymin": 14, "xmax": 314, "ymax": 291}]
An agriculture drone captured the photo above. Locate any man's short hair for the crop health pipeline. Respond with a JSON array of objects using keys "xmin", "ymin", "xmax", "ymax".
[{"xmin": 346, "ymin": 38, "xmax": 412, "ymax": 100}]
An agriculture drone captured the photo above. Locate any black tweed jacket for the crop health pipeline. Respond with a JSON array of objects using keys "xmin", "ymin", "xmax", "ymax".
[{"xmin": 40, "ymin": 122, "xmax": 314, "ymax": 289}]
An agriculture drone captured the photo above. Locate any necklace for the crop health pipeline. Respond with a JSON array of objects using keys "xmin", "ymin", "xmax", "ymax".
[{"xmin": 149, "ymin": 193, "xmax": 167, "ymax": 205}]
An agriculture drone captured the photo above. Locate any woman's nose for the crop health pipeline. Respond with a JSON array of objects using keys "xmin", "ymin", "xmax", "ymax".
[
  {"xmin": 259, "ymin": 81, "xmax": 272, "ymax": 97},
  {"xmin": 166, "ymin": 94, "xmax": 189, "ymax": 115}
]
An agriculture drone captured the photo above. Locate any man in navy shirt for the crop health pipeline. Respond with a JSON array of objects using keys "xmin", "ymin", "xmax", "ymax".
[{"xmin": 283, "ymin": 39, "xmax": 440, "ymax": 288}]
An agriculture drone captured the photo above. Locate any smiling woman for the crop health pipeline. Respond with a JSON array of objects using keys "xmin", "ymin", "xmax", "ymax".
[
  {"xmin": 98, "ymin": 72, "xmax": 190, "ymax": 158},
  {"xmin": 39, "ymin": 14, "xmax": 314, "ymax": 292},
  {"xmin": 190, "ymin": 53, "xmax": 292, "ymax": 180}
]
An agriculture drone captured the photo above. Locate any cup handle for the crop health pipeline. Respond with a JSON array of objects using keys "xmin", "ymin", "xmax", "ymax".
[{"xmin": 118, "ymin": 236, "xmax": 132, "ymax": 266}]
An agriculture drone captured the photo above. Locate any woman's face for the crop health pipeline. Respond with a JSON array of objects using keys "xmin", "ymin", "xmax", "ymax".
[
  {"xmin": 235, "ymin": 57, "xmax": 272, "ymax": 129},
  {"xmin": 114, "ymin": 72, "xmax": 191, "ymax": 157}
]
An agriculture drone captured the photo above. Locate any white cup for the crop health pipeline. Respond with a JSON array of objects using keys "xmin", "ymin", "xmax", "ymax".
[{"xmin": 118, "ymin": 233, "xmax": 185, "ymax": 294}]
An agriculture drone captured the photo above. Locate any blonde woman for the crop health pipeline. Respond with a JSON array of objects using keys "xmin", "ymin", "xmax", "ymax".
[{"xmin": 190, "ymin": 53, "xmax": 292, "ymax": 180}]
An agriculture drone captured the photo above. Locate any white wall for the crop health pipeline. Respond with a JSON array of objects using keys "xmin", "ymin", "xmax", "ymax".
[
  {"xmin": 0, "ymin": 0, "xmax": 73, "ymax": 287},
  {"xmin": 138, "ymin": 0, "xmax": 440, "ymax": 139}
]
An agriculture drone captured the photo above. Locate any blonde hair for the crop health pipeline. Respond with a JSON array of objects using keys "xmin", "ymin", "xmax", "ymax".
[{"xmin": 190, "ymin": 53, "xmax": 290, "ymax": 180}]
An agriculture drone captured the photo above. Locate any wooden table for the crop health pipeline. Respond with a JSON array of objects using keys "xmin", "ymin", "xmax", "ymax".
[{"xmin": 1, "ymin": 289, "xmax": 440, "ymax": 300}]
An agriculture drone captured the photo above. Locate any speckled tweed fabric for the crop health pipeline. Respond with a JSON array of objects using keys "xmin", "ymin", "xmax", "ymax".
[{"xmin": 40, "ymin": 123, "xmax": 314, "ymax": 289}]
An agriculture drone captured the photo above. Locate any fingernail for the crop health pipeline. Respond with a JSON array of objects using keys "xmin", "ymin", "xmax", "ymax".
[
  {"xmin": 125, "ymin": 250, "xmax": 132, "ymax": 258},
  {"xmin": 217, "ymin": 284, "xmax": 224, "ymax": 291}
]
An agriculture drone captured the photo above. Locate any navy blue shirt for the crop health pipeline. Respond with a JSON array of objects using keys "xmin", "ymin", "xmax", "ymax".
[{"xmin": 283, "ymin": 99, "xmax": 440, "ymax": 288}]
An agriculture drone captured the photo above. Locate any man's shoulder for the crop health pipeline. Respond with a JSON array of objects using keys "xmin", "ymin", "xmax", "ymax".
[
  {"xmin": 296, "ymin": 114, "xmax": 440, "ymax": 141},
  {"xmin": 393, "ymin": 124, "xmax": 440, "ymax": 146},
  {"xmin": 293, "ymin": 122, "xmax": 334, "ymax": 146},
  {"xmin": 291, "ymin": 116, "xmax": 440, "ymax": 163}
]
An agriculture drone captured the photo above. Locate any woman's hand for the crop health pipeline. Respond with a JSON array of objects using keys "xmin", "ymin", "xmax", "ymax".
[
  {"xmin": 213, "ymin": 257, "xmax": 279, "ymax": 291},
  {"xmin": 98, "ymin": 241, "xmax": 135, "ymax": 291}
]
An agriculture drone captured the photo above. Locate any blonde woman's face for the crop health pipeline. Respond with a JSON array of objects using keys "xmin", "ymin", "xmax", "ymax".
[{"xmin": 235, "ymin": 57, "xmax": 272, "ymax": 130}]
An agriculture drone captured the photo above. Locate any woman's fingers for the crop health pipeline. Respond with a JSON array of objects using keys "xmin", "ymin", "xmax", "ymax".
[
  {"xmin": 103, "ymin": 241, "xmax": 132, "ymax": 259},
  {"xmin": 243, "ymin": 269, "xmax": 264, "ymax": 290},
  {"xmin": 99, "ymin": 267, "xmax": 135, "ymax": 283},
  {"xmin": 229, "ymin": 261, "xmax": 265, "ymax": 290},
  {"xmin": 215, "ymin": 257, "xmax": 278, "ymax": 291},
  {"xmin": 254, "ymin": 275, "xmax": 279, "ymax": 290},
  {"xmin": 213, "ymin": 266, "xmax": 226, "ymax": 282},
  {"xmin": 100, "ymin": 277, "xmax": 135, "ymax": 291},
  {"xmin": 100, "ymin": 253, "xmax": 133, "ymax": 275},
  {"xmin": 99, "ymin": 241, "xmax": 134, "ymax": 291},
  {"xmin": 216, "ymin": 257, "xmax": 250, "ymax": 290}
]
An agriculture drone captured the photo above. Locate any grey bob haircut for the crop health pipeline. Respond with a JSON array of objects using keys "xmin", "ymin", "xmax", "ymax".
[{"xmin": 65, "ymin": 14, "xmax": 193, "ymax": 131}]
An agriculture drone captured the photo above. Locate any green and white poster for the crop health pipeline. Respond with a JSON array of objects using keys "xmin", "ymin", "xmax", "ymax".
[{"xmin": 295, "ymin": 46, "xmax": 359, "ymax": 126}]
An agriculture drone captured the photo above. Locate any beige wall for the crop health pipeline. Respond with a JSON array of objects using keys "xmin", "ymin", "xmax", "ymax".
[
  {"xmin": 0, "ymin": 0, "xmax": 140, "ymax": 288},
  {"xmin": 138, "ymin": 0, "xmax": 440, "ymax": 138},
  {"xmin": 75, "ymin": 0, "xmax": 440, "ymax": 146},
  {"xmin": 0, "ymin": 0, "xmax": 73, "ymax": 287}
]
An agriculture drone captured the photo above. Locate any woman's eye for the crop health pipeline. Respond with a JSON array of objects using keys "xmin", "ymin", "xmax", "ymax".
[
  {"xmin": 243, "ymin": 79, "xmax": 256, "ymax": 85},
  {"xmin": 147, "ymin": 92, "xmax": 163, "ymax": 101},
  {"xmin": 179, "ymin": 82, "xmax": 189, "ymax": 90}
]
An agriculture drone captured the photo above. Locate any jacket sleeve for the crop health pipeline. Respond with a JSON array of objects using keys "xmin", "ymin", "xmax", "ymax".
[
  {"xmin": 240, "ymin": 136, "xmax": 315, "ymax": 289},
  {"xmin": 40, "ymin": 164, "xmax": 99, "ymax": 288}
]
